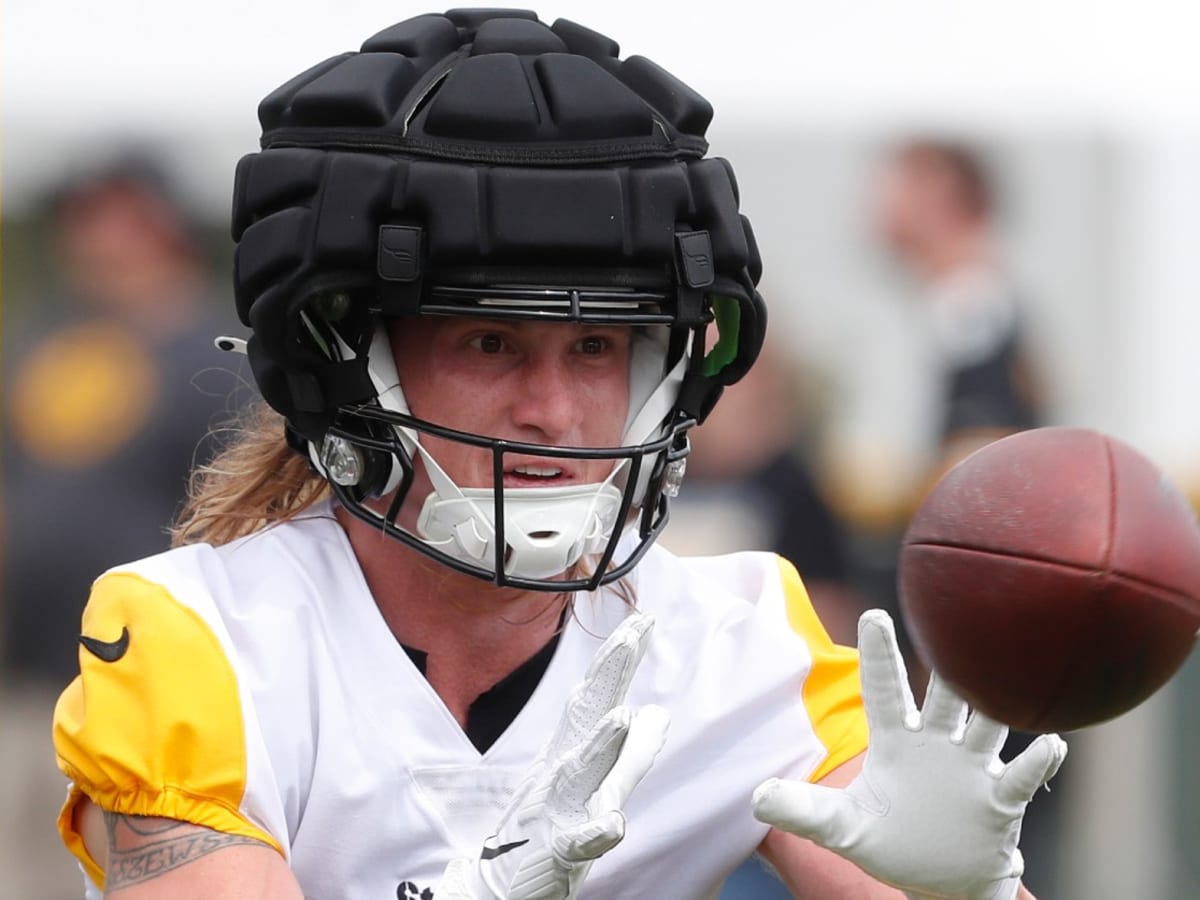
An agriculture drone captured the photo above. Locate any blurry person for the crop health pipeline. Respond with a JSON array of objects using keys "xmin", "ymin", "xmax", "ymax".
[
  {"xmin": 0, "ymin": 151, "xmax": 236, "ymax": 900},
  {"xmin": 873, "ymin": 139, "xmax": 1042, "ymax": 475},
  {"xmin": 2, "ymin": 151, "xmax": 235, "ymax": 683},
  {"xmin": 858, "ymin": 138, "xmax": 1046, "ymax": 686},
  {"xmin": 871, "ymin": 137, "xmax": 1062, "ymax": 899}
]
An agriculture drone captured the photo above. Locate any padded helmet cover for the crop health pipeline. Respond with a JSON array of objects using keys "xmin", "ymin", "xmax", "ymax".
[{"xmin": 231, "ymin": 8, "xmax": 766, "ymax": 443}]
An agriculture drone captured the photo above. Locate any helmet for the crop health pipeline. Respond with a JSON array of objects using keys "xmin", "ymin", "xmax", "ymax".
[{"xmin": 230, "ymin": 8, "xmax": 766, "ymax": 591}]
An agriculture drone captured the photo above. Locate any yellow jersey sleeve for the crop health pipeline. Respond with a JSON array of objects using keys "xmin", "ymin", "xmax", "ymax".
[
  {"xmin": 775, "ymin": 556, "xmax": 869, "ymax": 782},
  {"xmin": 53, "ymin": 569, "xmax": 283, "ymax": 888}
]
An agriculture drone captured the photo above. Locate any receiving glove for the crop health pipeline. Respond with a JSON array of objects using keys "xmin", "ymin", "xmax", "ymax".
[
  {"xmin": 753, "ymin": 609, "xmax": 1067, "ymax": 900},
  {"xmin": 439, "ymin": 611, "xmax": 669, "ymax": 900}
]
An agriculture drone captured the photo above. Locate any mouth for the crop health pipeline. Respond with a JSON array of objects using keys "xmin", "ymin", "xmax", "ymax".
[{"xmin": 503, "ymin": 462, "xmax": 571, "ymax": 488}]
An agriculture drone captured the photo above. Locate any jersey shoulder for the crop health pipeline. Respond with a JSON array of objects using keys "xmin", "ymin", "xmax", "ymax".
[
  {"xmin": 52, "ymin": 530, "xmax": 317, "ymax": 888},
  {"xmin": 637, "ymin": 544, "xmax": 827, "ymax": 636},
  {"xmin": 633, "ymin": 544, "xmax": 867, "ymax": 780}
]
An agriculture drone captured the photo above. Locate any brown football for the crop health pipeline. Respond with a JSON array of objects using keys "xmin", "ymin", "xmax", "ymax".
[{"xmin": 899, "ymin": 426, "xmax": 1200, "ymax": 732}]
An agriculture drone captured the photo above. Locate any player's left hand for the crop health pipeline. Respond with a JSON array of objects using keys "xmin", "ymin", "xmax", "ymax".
[
  {"xmin": 752, "ymin": 609, "xmax": 1067, "ymax": 900},
  {"xmin": 438, "ymin": 612, "xmax": 669, "ymax": 900}
]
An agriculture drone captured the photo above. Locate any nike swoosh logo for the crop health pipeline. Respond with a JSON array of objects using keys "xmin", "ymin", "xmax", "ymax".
[
  {"xmin": 79, "ymin": 626, "xmax": 130, "ymax": 663},
  {"xmin": 480, "ymin": 838, "xmax": 529, "ymax": 860}
]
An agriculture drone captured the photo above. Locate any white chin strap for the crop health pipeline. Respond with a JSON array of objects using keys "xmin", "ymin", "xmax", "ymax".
[
  {"xmin": 416, "ymin": 461, "xmax": 628, "ymax": 581},
  {"xmin": 353, "ymin": 325, "xmax": 682, "ymax": 581}
]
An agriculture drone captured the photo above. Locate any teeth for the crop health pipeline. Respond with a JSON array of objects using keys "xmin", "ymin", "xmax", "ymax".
[{"xmin": 513, "ymin": 465, "xmax": 562, "ymax": 477}]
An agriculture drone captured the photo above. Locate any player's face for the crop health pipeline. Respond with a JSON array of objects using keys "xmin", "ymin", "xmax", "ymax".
[{"xmin": 390, "ymin": 316, "xmax": 633, "ymax": 492}]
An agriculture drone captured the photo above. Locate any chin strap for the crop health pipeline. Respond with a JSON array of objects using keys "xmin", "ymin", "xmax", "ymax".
[{"xmin": 415, "ymin": 459, "xmax": 628, "ymax": 581}]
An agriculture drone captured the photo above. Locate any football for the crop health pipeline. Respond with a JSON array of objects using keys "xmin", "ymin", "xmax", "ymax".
[{"xmin": 898, "ymin": 426, "xmax": 1200, "ymax": 732}]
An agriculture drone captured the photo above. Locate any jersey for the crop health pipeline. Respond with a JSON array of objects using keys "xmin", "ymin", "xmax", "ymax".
[
  {"xmin": 53, "ymin": 501, "xmax": 867, "ymax": 899},
  {"xmin": 923, "ymin": 265, "xmax": 1040, "ymax": 441}
]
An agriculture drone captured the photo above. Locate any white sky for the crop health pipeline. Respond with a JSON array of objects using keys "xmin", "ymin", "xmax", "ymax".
[
  {"xmin": 6, "ymin": 0, "xmax": 1200, "ymax": 133},
  {"xmin": 7, "ymin": 0, "xmax": 1200, "ymax": 216}
]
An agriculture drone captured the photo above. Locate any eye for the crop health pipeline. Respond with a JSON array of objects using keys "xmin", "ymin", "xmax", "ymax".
[
  {"xmin": 468, "ymin": 333, "xmax": 506, "ymax": 354},
  {"xmin": 576, "ymin": 335, "xmax": 608, "ymax": 355}
]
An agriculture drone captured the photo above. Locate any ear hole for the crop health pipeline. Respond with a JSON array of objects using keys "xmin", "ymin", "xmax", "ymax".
[
  {"xmin": 299, "ymin": 309, "xmax": 338, "ymax": 360},
  {"xmin": 702, "ymin": 295, "xmax": 741, "ymax": 377}
]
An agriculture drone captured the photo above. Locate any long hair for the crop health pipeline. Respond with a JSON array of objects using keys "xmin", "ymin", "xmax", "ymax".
[{"xmin": 171, "ymin": 400, "xmax": 329, "ymax": 548}]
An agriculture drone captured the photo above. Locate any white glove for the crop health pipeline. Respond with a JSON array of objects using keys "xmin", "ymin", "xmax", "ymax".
[
  {"xmin": 752, "ymin": 609, "xmax": 1067, "ymax": 900},
  {"xmin": 439, "ymin": 612, "xmax": 669, "ymax": 900}
]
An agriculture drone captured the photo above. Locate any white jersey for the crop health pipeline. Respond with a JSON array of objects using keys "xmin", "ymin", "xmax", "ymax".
[{"xmin": 55, "ymin": 502, "xmax": 866, "ymax": 899}]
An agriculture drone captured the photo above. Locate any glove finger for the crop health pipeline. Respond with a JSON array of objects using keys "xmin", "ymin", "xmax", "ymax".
[
  {"xmin": 919, "ymin": 670, "xmax": 968, "ymax": 736},
  {"xmin": 995, "ymin": 733, "xmax": 1068, "ymax": 805},
  {"xmin": 549, "ymin": 707, "xmax": 632, "ymax": 826},
  {"xmin": 751, "ymin": 777, "xmax": 861, "ymax": 850},
  {"xmin": 595, "ymin": 704, "xmax": 670, "ymax": 811},
  {"xmin": 583, "ymin": 612, "xmax": 654, "ymax": 686},
  {"xmin": 856, "ymin": 609, "xmax": 918, "ymax": 734},
  {"xmin": 961, "ymin": 707, "xmax": 1009, "ymax": 757},
  {"xmin": 553, "ymin": 809, "xmax": 626, "ymax": 862},
  {"xmin": 550, "ymin": 613, "xmax": 654, "ymax": 755}
]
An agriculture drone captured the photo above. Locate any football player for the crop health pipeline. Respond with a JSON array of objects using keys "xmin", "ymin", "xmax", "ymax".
[{"xmin": 52, "ymin": 10, "xmax": 1065, "ymax": 899}]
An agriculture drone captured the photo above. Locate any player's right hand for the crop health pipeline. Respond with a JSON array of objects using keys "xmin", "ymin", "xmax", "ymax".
[{"xmin": 438, "ymin": 612, "xmax": 669, "ymax": 900}]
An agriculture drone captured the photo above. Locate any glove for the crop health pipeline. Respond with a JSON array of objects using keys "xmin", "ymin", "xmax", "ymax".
[
  {"xmin": 752, "ymin": 609, "xmax": 1067, "ymax": 900},
  {"xmin": 439, "ymin": 612, "xmax": 669, "ymax": 900}
]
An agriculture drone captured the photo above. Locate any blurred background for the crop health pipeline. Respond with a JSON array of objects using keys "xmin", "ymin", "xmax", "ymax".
[{"xmin": 4, "ymin": 1, "xmax": 1199, "ymax": 897}]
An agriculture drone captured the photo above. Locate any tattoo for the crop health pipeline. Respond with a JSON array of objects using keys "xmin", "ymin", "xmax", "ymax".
[{"xmin": 102, "ymin": 812, "xmax": 266, "ymax": 891}]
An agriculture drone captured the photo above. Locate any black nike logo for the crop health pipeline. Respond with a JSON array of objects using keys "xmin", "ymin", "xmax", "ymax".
[
  {"xmin": 79, "ymin": 626, "xmax": 130, "ymax": 663},
  {"xmin": 480, "ymin": 838, "xmax": 529, "ymax": 860}
]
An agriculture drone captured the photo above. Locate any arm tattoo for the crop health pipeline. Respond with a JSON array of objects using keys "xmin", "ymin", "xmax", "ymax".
[{"xmin": 103, "ymin": 812, "xmax": 267, "ymax": 891}]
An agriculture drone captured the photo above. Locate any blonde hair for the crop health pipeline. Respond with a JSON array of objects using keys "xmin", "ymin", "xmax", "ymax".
[{"xmin": 171, "ymin": 400, "xmax": 329, "ymax": 548}]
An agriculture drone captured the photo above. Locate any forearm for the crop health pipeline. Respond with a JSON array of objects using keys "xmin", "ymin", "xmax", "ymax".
[{"xmin": 760, "ymin": 828, "xmax": 907, "ymax": 899}]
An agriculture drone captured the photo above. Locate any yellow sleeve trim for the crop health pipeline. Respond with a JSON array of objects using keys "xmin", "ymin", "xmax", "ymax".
[
  {"xmin": 53, "ymin": 571, "xmax": 283, "ymax": 889},
  {"xmin": 776, "ymin": 557, "xmax": 869, "ymax": 782}
]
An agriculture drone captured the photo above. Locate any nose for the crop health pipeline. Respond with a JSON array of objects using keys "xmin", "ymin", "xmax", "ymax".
[{"xmin": 508, "ymin": 349, "xmax": 584, "ymax": 444}]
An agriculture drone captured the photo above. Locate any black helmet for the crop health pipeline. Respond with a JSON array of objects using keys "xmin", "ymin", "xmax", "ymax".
[{"xmin": 230, "ymin": 8, "xmax": 766, "ymax": 590}]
